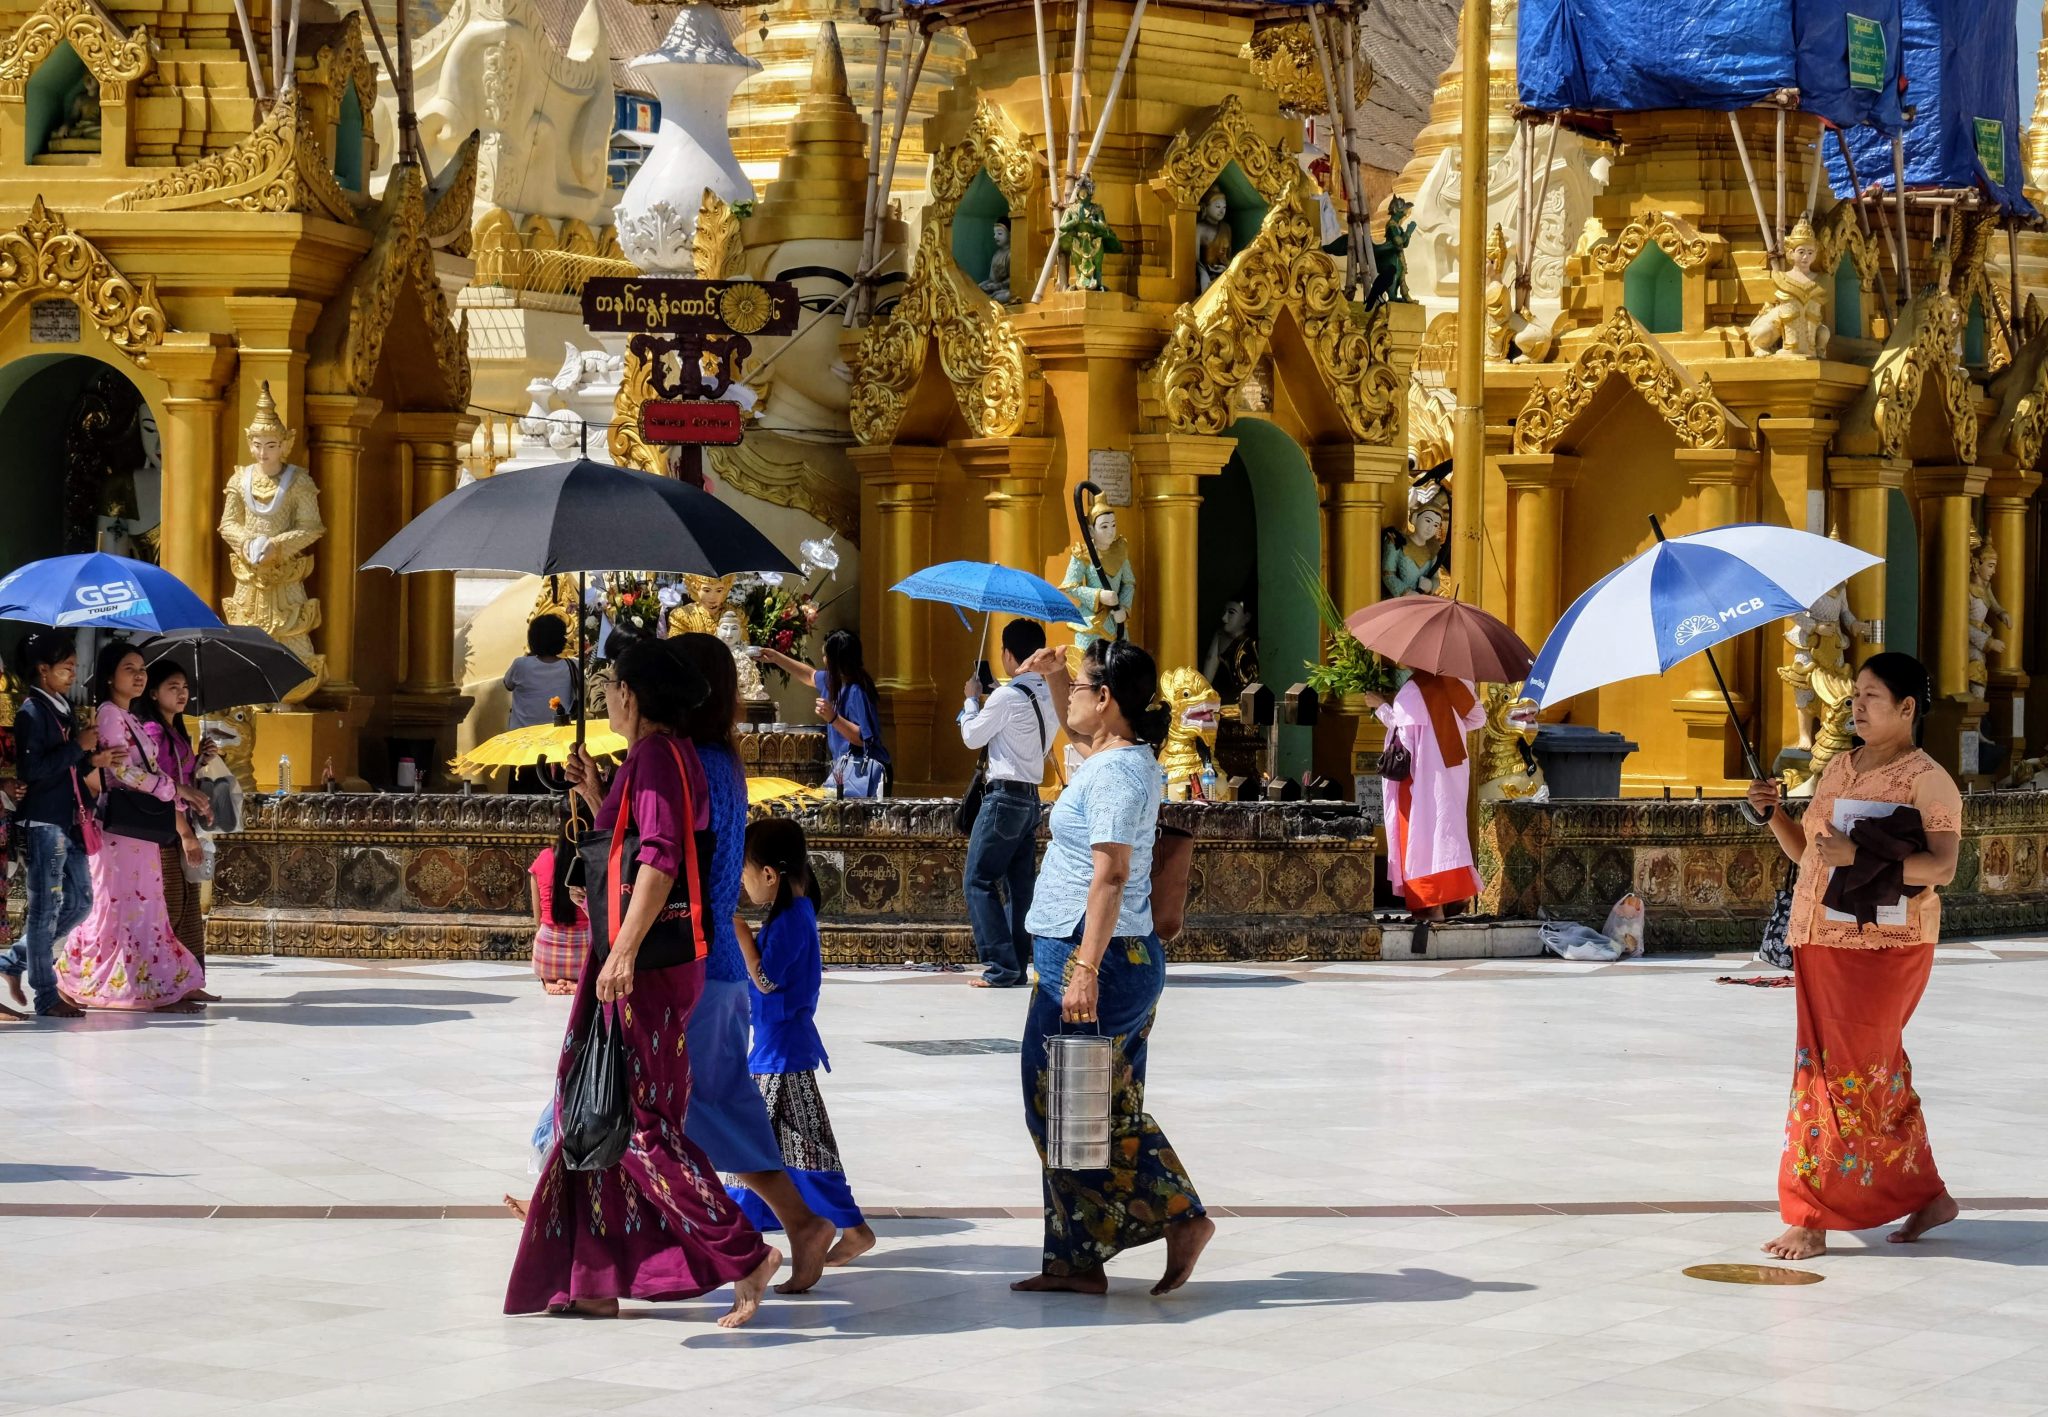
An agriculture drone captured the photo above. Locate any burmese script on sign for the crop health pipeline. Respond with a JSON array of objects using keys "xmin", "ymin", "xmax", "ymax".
[{"xmin": 581, "ymin": 278, "xmax": 800, "ymax": 337}]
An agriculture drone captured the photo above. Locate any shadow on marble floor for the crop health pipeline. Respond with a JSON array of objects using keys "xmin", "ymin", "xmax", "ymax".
[{"xmin": 0, "ymin": 1162, "xmax": 183, "ymax": 1184}]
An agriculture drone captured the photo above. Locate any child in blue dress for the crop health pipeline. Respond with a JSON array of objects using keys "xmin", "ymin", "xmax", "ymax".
[{"xmin": 733, "ymin": 818, "xmax": 875, "ymax": 1265}]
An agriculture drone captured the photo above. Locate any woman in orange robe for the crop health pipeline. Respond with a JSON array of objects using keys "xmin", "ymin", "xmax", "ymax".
[{"xmin": 1746, "ymin": 652, "xmax": 1961, "ymax": 1261}]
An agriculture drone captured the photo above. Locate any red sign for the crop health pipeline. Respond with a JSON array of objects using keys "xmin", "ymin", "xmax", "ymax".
[{"xmin": 642, "ymin": 400, "xmax": 745, "ymax": 446}]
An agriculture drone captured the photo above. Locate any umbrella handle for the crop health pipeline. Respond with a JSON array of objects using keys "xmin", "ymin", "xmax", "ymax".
[{"xmin": 1652, "ymin": 514, "xmax": 1769, "ymax": 789}]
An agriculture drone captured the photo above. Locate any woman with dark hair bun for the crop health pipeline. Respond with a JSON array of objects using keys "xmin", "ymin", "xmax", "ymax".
[
  {"xmin": 1007, "ymin": 637, "xmax": 1212, "ymax": 1298},
  {"xmin": 506, "ymin": 634, "xmax": 782, "ymax": 1328},
  {"xmin": 1747, "ymin": 651, "xmax": 1962, "ymax": 1261}
]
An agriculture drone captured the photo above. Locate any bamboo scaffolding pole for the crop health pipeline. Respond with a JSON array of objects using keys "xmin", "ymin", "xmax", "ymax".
[
  {"xmin": 1030, "ymin": 0, "xmax": 1150, "ymax": 303},
  {"xmin": 1891, "ymin": 133, "xmax": 1911, "ymax": 303},
  {"xmin": 1773, "ymin": 103, "xmax": 1787, "ymax": 256},
  {"xmin": 1522, "ymin": 115, "xmax": 1560, "ymax": 314},
  {"xmin": 2011, "ymin": 220, "xmax": 2023, "ymax": 326},
  {"xmin": 848, "ymin": 11, "xmax": 895, "ymax": 327},
  {"xmin": 1332, "ymin": 9, "xmax": 1374, "ymax": 296},
  {"xmin": 1832, "ymin": 126, "xmax": 1895, "ymax": 313},
  {"xmin": 271, "ymin": 0, "xmax": 285, "ymax": 98},
  {"xmin": 1061, "ymin": 0, "xmax": 1090, "ymax": 215},
  {"xmin": 1728, "ymin": 112, "xmax": 1779, "ymax": 263},
  {"xmin": 283, "ymin": 0, "xmax": 302, "ymax": 93},
  {"xmin": 1304, "ymin": 18, "xmax": 1354, "ymax": 291},
  {"xmin": 232, "ymin": 0, "xmax": 269, "ymax": 103},
  {"xmin": 859, "ymin": 22, "xmax": 933, "ymax": 323},
  {"xmin": 1032, "ymin": 0, "xmax": 1059, "ymax": 230}
]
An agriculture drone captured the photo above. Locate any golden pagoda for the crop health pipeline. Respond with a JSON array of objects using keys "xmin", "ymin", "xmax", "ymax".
[{"xmin": 0, "ymin": 0, "xmax": 477, "ymax": 785}]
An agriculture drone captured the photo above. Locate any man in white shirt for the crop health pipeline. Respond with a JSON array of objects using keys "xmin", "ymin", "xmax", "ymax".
[{"xmin": 960, "ymin": 619, "xmax": 1053, "ymax": 988}]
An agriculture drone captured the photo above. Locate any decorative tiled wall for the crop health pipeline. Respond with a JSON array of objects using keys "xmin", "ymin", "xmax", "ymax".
[
  {"xmin": 209, "ymin": 794, "xmax": 1384, "ymax": 962},
  {"xmin": 1477, "ymin": 792, "xmax": 2048, "ymax": 949}
]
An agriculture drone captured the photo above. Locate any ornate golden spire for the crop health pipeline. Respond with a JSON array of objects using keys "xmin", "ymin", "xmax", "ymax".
[
  {"xmin": 743, "ymin": 19, "xmax": 881, "ymax": 248},
  {"xmin": 245, "ymin": 380, "xmax": 290, "ymax": 441}
]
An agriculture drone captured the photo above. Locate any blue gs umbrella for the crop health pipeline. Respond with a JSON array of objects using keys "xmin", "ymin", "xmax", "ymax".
[
  {"xmin": 1527, "ymin": 519, "xmax": 1882, "ymax": 777},
  {"xmin": 891, "ymin": 560, "xmax": 1087, "ymax": 626},
  {"xmin": 0, "ymin": 553, "xmax": 223, "ymax": 633}
]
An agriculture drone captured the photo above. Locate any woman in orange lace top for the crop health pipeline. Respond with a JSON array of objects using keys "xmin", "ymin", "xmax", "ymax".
[{"xmin": 1746, "ymin": 653, "xmax": 1961, "ymax": 1262}]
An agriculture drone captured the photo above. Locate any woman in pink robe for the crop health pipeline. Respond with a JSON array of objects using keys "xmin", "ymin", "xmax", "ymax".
[{"xmin": 1367, "ymin": 671, "xmax": 1486, "ymax": 918}]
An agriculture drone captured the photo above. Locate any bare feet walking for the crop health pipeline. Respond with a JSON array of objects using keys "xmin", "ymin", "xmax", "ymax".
[
  {"xmin": 502, "ymin": 1194, "xmax": 528, "ymax": 1220},
  {"xmin": 1011, "ymin": 1268, "xmax": 1108, "ymax": 1294},
  {"xmin": 1153, "ymin": 1214, "xmax": 1215, "ymax": 1295},
  {"xmin": 1889, "ymin": 1191, "xmax": 1959, "ymax": 1244},
  {"xmin": 721, "ymin": 1248, "xmax": 781, "ymax": 1329},
  {"xmin": 776, "ymin": 1212, "xmax": 835, "ymax": 1294},
  {"xmin": 824, "ymin": 1224, "xmax": 875, "ymax": 1267},
  {"xmin": 1761, "ymin": 1225, "xmax": 1826, "ymax": 1260}
]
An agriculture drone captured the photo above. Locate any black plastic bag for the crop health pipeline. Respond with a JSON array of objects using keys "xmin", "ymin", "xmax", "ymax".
[{"xmin": 559, "ymin": 1006, "xmax": 629, "ymax": 1172}]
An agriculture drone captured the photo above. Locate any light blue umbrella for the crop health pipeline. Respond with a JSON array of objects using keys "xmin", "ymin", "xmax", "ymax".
[
  {"xmin": 0, "ymin": 552, "xmax": 223, "ymax": 633},
  {"xmin": 1527, "ymin": 519, "xmax": 1882, "ymax": 777},
  {"xmin": 890, "ymin": 561, "xmax": 1086, "ymax": 627}
]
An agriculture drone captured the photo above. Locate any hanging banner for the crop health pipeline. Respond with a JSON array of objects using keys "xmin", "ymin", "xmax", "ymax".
[
  {"xmin": 642, "ymin": 400, "xmax": 746, "ymax": 446},
  {"xmin": 1975, "ymin": 118, "xmax": 2007, "ymax": 187},
  {"xmin": 1845, "ymin": 14, "xmax": 1885, "ymax": 93},
  {"xmin": 582, "ymin": 278, "xmax": 800, "ymax": 337}
]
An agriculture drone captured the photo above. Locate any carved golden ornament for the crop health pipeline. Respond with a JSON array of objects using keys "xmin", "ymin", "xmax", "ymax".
[
  {"xmin": 423, "ymin": 131, "xmax": 480, "ymax": 255},
  {"xmin": 1157, "ymin": 93, "xmax": 1299, "ymax": 208},
  {"xmin": 718, "ymin": 282, "xmax": 774, "ymax": 335},
  {"xmin": 693, "ymin": 189, "xmax": 744, "ymax": 280},
  {"xmin": 1409, "ymin": 382, "xmax": 1454, "ymax": 468},
  {"xmin": 608, "ymin": 341, "xmax": 667, "ymax": 475},
  {"xmin": 707, "ymin": 439, "xmax": 858, "ymax": 540},
  {"xmin": 0, "ymin": 197, "xmax": 167, "ymax": 362},
  {"xmin": 1241, "ymin": 22, "xmax": 1370, "ymax": 117},
  {"xmin": 0, "ymin": 0, "xmax": 150, "ymax": 102},
  {"xmin": 111, "ymin": 89, "xmax": 359, "ymax": 221},
  {"xmin": 1144, "ymin": 171, "xmax": 1400, "ymax": 444},
  {"xmin": 311, "ymin": 12, "xmax": 379, "ymax": 127},
  {"xmin": 1843, "ymin": 287, "xmax": 1978, "ymax": 465},
  {"xmin": 1948, "ymin": 208, "xmax": 2012, "ymax": 373},
  {"xmin": 1511, "ymin": 309, "xmax": 1745, "ymax": 454},
  {"xmin": 1991, "ymin": 330, "xmax": 2048, "ymax": 469},
  {"xmin": 1812, "ymin": 200, "xmax": 1880, "ymax": 286},
  {"xmin": 307, "ymin": 166, "xmax": 470, "ymax": 406},
  {"xmin": 849, "ymin": 102, "xmax": 1039, "ymax": 446},
  {"xmin": 1587, "ymin": 211, "xmax": 1712, "ymax": 274}
]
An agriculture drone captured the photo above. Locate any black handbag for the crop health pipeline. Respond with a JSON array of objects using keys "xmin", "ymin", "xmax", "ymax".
[
  {"xmin": 577, "ymin": 736, "xmax": 711, "ymax": 972},
  {"xmin": 100, "ymin": 712, "xmax": 180, "ymax": 847},
  {"xmin": 955, "ymin": 685, "xmax": 1051, "ymax": 834},
  {"xmin": 1377, "ymin": 727, "xmax": 1412, "ymax": 782},
  {"xmin": 1758, "ymin": 860, "xmax": 1796, "ymax": 970},
  {"xmin": 559, "ymin": 1005, "xmax": 630, "ymax": 1171}
]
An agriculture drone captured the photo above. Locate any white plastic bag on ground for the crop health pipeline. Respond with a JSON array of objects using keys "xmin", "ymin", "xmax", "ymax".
[
  {"xmin": 1540, "ymin": 921, "xmax": 1624, "ymax": 961},
  {"xmin": 1603, "ymin": 893, "xmax": 1647, "ymax": 959}
]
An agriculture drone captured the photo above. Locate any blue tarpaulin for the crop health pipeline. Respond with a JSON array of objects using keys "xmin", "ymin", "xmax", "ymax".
[
  {"xmin": 1826, "ymin": 0, "xmax": 2035, "ymax": 215},
  {"xmin": 1518, "ymin": 0, "xmax": 1902, "ymax": 133}
]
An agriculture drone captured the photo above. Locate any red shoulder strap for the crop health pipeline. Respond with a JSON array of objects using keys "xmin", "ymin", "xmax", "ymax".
[{"xmin": 603, "ymin": 735, "xmax": 708, "ymax": 960}]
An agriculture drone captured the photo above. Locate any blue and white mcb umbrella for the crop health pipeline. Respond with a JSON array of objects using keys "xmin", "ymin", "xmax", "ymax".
[
  {"xmin": 1526, "ymin": 523, "xmax": 1882, "ymax": 770},
  {"xmin": 0, "ymin": 552, "xmax": 223, "ymax": 633},
  {"xmin": 891, "ymin": 560, "xmax": 1087, "ymax": 628}
]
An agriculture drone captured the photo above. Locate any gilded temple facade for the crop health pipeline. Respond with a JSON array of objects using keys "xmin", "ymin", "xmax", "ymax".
[
  {"xmin": 0, "ymin": 0, "xmax": 477, "ymax": 784},
  {"xmin": 841, "ymin": 1, "xmax": 1423, "ymax": 790}
]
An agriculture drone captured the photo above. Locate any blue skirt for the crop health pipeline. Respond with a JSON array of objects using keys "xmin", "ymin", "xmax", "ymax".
[{"xmin": 682, "ymin": 976, "xmax": 785, "ymax": 1174}]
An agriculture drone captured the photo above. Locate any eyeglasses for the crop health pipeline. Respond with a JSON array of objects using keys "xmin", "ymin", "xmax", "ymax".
[{"xmin": 1070, "ymin": 678, "xmax": 1106, "ymax": 695}]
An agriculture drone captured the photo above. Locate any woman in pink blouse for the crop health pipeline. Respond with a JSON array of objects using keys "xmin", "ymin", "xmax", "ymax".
[{"xmin": 57, "ymin": 645, "xmax": 210, "ymax": 1012}]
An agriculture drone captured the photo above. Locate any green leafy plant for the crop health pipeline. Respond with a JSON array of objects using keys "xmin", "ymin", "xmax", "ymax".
[{"xmin": 1297, "ymin": 555, "xmax": 1397, "ymax": 699}]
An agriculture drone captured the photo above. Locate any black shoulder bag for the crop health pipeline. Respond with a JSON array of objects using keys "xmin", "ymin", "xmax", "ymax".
[
  {"xmin": 954, "ymin": 684, "xmax": 1051, "ymax": 834},
  {"xmin": 577, "ymin": 736, "xmax": 714, "ymax": 971},
  {"xmin": 101, "ymin": 710, "xmax": 181, "ymax": 847}
]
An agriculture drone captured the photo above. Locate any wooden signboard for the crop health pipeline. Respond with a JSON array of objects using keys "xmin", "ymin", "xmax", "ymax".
[
  {"xmin": 582, "ymin": 278, "xmax": 800, "ymax": 337},
  {"xmin": 642, "ymin": 400, "xmax": 746, "ymax": 446}
]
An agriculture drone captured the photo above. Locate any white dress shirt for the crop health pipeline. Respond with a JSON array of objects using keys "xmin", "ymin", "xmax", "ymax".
[{"xmin": 959, "ymin": 673, "xmax": 1052, "ymax": 785}]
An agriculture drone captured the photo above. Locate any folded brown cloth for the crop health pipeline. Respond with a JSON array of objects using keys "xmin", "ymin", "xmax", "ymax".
[{"xmin": 1820, "ymin": 804, "xmax": 1928, "ymax": 929}]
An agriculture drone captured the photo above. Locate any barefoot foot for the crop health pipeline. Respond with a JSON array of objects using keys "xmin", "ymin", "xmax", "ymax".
[
  {"xmin": 546, "ymin": 1297, "xmax": 619, "ymax": 1318},
  {"xmin": 1761, "ymin": 1225, "xmax": 1826, "ymax": 1260},
  {"xmin": 1153, "ymin": 1214, "xmax": 1216, "ymax": 1295},
  {"xmin": 776, "ymin": 1213, "xmax": 835, "ymax": 1294},
  {"xmin": 189, "ymin": 989, "xmax": 222, "ymax": 1003},
  {"xmin": 1010, "ymin": 1269, "xmax": 1108, "ymax": 1294},
  {"xmin": 1890, "ymin": 1191, "xmax": 1959, "ymax": 1244},
  {"xmin": 502, "ymin": 1193, "xmax": 529, "ymax": 1220},
  {"xmin": 720, "ymin": 1248, "xmax": 781, "ymax": 1329},
  {"xmin": 5, "ymin": 973, "xmax": 25, "ymax": 1009},
  {"xmin": 824, "ymin": 1224, "xmax": 875, "ymax": 1267}
]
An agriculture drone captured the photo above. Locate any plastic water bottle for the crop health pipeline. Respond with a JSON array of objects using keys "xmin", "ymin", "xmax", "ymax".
[
  {"xmin": 276, "ymin": 754, "xmax": 292, "ymax": 796},
  {"xmin": 1199, "ymin": 761, "xmax": 1219, "ymax": 802}
]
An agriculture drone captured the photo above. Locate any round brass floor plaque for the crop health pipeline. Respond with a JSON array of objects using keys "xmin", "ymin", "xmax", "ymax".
[{"xmin": 1683, "ymin": 1263, "xmax": 1824, "ymax": 1286}]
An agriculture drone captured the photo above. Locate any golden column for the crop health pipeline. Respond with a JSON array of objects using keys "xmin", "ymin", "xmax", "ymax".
[
  {"xmin": 1497, "ymin": 453, "xmax": 1580, "ymax": 652},
  {"xmin": 1311, "ymin": 442, "xmax": 1407, "ymax": 616},
  {"xmin": 1672, "ymin": 448, "xmax": 1758, "ymax": 784},
  {"xmin": 1984, "ymin": 470, "xmax": 2038, "ymax": 757},
  {"xmin": 393, "ymin": 416, "xmax": 469, "ymax": 697},
  {"xmin": 1913, "ymin": 466, "xmax": 1987, "ymax": 703},
  {"xmin": 305, "ymin": 395, "xmax": 384, "ymax": 699},
  {"xmin": 950, "ymin": 436, "xmax": 1057, "ymax": 650},
  {"xmin": 1130, "ymin": 433, "xmax": 1236, "ymax": 672},
  {"xmin": 150, "ymin": 337, "xmax": 237, "ymax": 611},
  {"xmin": 224, "ymin": 297, "xmax": 321, "ymax": 451},
  {"xmin": 1827, "ymin": 455, "xmax": 1906, "ymax": 660},
  {"xmin": 1759, "ymin": 416, "xmax": 1839, "ymax": 742},
  {"xmin": 1449, "ymin": 0, "xmax": 1493, "ymax": 603},
  {"xmin": 849, "ymin": 444, "xmax": 945, "ymax": 785}
]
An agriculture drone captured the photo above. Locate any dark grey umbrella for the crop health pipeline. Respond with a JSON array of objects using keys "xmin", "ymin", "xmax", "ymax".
[{"xmin": 135, "ymin": 625, "xmax": 315, "ymax": 711}]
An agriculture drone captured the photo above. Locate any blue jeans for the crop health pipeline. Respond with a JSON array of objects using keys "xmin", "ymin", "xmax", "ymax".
[
  {"xmin": 964, "ymin": 787, "xmax": 1040, "ymax": 985},
  {"xmin": 2, "ymin": 824, "xmax": 92, "ymax": 1014}
]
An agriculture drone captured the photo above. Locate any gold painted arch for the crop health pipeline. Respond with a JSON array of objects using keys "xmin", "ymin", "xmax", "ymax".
[
  {"xmin": 1155, "ymin": 93, "xmax": 1298, "ymax": 208},
  {"xmin": 0, "ymin": 197, "xmax": 168, "ymax": 365},
  {"xmin": 1587, "ymin": 211, "xmax": 1712, "ymax": 275},
  {"xmin": 0, "ymin": 0, "xmax": 150, "ymax": 103},
  {"xmin": 1512, "ymin": 308, "xmax": 1749, "ymax": 454},
  {"xmin": 1834, "ymin": 287, "xmax": 1978, "ymax": 466}
]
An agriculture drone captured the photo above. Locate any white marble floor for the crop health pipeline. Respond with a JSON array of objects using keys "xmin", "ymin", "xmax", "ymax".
[{"xmin": 3, "ymin": 949, "xmax": 2046, "ymax": 1416}]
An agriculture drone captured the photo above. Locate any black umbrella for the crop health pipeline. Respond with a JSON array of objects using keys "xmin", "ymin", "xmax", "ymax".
[
  {"xmin": 135, "ymin": 625, "xmax": 315, "ymax": 711},
  {"xmin": 361, "ymin": 457, "xmax": 799, "ymax": 577}
]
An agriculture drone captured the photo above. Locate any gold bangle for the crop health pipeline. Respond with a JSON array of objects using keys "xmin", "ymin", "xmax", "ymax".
[{"xmin": 1071, "ymin": 956, "xmax": 1100, "ymax": 975}]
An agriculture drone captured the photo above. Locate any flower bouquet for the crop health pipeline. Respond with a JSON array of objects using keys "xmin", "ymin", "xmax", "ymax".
[
  {"xmin": 737, "ymin": 576, "xmax": 820, "ymax": 685},
  {"xmin": 604, "ymin": 574, "xmax": 663, "ymax": 642}
]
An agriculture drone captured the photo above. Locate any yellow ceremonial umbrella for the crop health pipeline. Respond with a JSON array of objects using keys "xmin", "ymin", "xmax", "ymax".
[
  {"xmin": 748, "ymin": 775, "xmax": 822, "ymax": 806},
  {"xmin": 449, "ymin": 720, "xmax": 628, "ymax": 780}
]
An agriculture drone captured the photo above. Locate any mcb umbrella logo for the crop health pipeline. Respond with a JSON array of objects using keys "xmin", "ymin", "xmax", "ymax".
[
  {"xmin": 56, "ymin": 580, "xmax": 151, "ymax": 627},
  {"xmin": 1673, "ymin": 614, "xmax": 1720, "ymax": 646}
]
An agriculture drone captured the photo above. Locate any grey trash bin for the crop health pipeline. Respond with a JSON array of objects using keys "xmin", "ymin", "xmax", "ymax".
[{"xmin": 1532, "ymin": 724, "xmax": 1638, "ymax": 799}]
